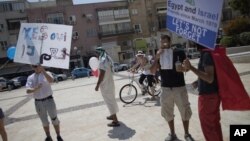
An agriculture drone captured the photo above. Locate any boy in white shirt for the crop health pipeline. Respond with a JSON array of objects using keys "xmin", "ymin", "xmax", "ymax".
[{"xmin": 26, "ymin": 65, "xmax": 63, "ymax": 141}]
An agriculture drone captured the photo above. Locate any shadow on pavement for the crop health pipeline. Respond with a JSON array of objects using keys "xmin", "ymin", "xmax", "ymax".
[
  {"xmin": 122, "ymin": 96, "xmax": 161, "ymax": 108},
  {"xmin": 108, "ymin": 121, "xmax": 136, "ymax": 140}
]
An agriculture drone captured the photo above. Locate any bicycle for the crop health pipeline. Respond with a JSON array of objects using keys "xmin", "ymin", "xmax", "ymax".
[{"xmin": 119, "ymin": 72, "xmax": 161, "ymax": 104}]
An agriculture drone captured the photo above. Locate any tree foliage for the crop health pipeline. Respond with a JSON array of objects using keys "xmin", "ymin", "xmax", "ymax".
[
  {"xmin": 229, "ymin": 0, "xmax": 250, "ymax": 17},
  {"xmin": 223, "ymin": 17, "xmax": 250, "ymax": 36}
]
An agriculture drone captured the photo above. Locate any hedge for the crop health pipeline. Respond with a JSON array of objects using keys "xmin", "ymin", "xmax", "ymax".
[
  {"xmin": 220, "ymin": 36, "xmax": 237, "ymax": 47},
  {"xmin": 239, "ymin": 32, "xmax": 250, "ymax": 45}
]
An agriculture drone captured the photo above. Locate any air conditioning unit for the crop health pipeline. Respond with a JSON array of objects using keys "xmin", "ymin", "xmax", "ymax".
[
  {"xmin": 69, "ymin": 15, "xmax": 76, "ymax": 25},
  {"xmin": 72, "ymin": 36, "xmax": 79, "ymax": 40},
  {"xmin": 72, "ymin": 31, "xmax": 79, "ymax": 40},
  {"xmin": 86, "ymin": 14, "xmax": 93, "ymax": 22}
]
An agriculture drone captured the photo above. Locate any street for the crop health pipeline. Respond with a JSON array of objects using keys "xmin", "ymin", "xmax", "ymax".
[{"xmin": 0, "ymin": 60, "xmax": 250, "ymax": 141}]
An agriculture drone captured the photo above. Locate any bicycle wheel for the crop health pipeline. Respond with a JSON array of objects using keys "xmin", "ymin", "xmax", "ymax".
[
  {"xmin": 119, "ymin": 84, "xmax": 137, "ymax": 104},
  {"xmin": 147, "ymin": 80, "xmax": 161, "ymax": 96}
]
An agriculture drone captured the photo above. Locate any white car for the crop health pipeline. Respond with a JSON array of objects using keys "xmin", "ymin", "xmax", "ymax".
[
  {"xmin": 186, "ymin": 48, "xmax": 200, "ymax": 59},
  {"xmin": 50, "ymin": 72, "xmax": 68, "ymax": 82},
  {"xmin": 0, "ymin": 77, "xmax": 16, "ymax": 91},
  {"xmin": 113, "ymin": 62, "xmax": 129, "ymax": 72}
]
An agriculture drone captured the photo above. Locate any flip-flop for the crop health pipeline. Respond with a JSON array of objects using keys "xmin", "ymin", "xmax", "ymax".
[{"xmin": 107, "ymin": 121, "xmax": 120, "ymax": 127}]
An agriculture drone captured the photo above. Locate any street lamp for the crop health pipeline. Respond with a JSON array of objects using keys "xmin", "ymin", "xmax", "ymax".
[{"xmin": 73, "ymin": 46, "xmax": 79, "ymax": 68}]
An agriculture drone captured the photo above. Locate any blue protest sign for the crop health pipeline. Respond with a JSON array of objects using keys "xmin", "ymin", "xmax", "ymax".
[
  {"xmin": 7, "ymin": 46, "xmax": 16, "ymax": 60},
  {"xmin": 166, "ymin": 0, "xmax": 223, "ymax": 49}
]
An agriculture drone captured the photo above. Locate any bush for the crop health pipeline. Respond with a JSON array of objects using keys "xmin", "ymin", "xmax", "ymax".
[
  {"xmin": 220, "ymin": 36, "xmax": 237, "ymax": 47},
  {"xmin": 239, "ymin": 32, "xmax": 250, "ymax": 45},
  {"xmin": 223, "ymin": 17, "xmax": 250, "ymax": 36}
]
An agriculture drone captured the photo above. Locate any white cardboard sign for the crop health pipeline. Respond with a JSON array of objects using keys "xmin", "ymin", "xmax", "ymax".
[{"xmin": 14, "ymin": 23, "xmax": 73, "ymax": 69}]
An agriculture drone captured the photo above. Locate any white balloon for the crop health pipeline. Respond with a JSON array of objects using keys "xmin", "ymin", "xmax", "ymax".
[{"xmin": 89, "ymin": 57, "xmax": 99, "ymax": 71}]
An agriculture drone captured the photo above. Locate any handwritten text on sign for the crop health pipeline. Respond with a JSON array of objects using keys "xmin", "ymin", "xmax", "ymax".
[{"xmin": 14, "ymin": 23, "xmax": 73, "ymax": 69}]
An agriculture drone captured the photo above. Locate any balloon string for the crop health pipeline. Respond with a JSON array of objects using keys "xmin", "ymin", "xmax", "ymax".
[{"xmin": 0, "ymin": 60, "xmax": 10, "ymax": 70}]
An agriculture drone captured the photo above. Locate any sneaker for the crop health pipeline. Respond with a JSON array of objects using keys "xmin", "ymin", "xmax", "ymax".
[
  {"xmin": 45, "ymin": 136, "xmax": 53, "ymax": 141},
  {"xmin": 184, "ymin": 134, "xmax": 195, "ymax": 141},
  {"xmin": 57, "ymin": 136, "xmax": 64, "ymax": 141},
  {"xmin": 165, "ymin": 133, "xmax": 177, "ymax": 141}
]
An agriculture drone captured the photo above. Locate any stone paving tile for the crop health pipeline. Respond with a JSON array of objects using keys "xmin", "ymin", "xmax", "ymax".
[{"xmin": 0, "ymin": 62, "xmax": 249, "ymax": 141}]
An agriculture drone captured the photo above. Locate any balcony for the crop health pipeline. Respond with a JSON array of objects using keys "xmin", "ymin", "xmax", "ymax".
[{"xmin": 98, "ymin": 29, "xmax": 134, "ymax": 38}]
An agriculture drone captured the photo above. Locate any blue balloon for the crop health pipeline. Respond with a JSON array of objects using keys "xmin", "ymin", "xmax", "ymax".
[{"xmin": 7, "ymin": 46, "xmax": 16, "ymax": 60}]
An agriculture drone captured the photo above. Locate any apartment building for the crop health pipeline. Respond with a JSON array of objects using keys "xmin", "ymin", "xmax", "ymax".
[
  {"xmin": 0, "ymin": 0, "xmax": 27, "ymax": 61},
  {"xmin": 0, "ymin": 0, "xmax": 243, "ymax": 77}
]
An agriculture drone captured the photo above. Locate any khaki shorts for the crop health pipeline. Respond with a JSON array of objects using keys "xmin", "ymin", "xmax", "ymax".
[
  {"xmin": 35, "ymin": 98, "xmax": 60, "ymax": 127},
  {"xmin": 160, "ymin": 86, "xmax": 192, "ymax": 122}
]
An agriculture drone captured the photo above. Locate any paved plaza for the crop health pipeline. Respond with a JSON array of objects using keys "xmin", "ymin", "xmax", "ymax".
[{"xmin": 0, "ymin": 60, "xmax": 250, "ymax": 141}]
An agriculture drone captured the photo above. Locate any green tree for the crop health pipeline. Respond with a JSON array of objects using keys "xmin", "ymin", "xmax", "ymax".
[{"xmin": 229, "ymin": 0, "xmax": 250, "ymax": 17}]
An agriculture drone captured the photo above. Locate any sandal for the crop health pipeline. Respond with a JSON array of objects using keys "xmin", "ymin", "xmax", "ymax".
[
  {"xmin": 106, "ymin": 116, "xmax": 113, "ymax": 120},
  {"xmin": 107, "ymin": 121, "xmax": 120, "ymax": 127}
]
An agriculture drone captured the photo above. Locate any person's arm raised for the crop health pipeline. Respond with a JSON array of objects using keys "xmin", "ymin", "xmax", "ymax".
[{"xmin": 39, "ymin": 66, "xmax": 54, "ymax": 83}]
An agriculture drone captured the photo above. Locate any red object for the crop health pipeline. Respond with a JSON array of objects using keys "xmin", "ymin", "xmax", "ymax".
[
  {"xmin": 92, "ymin": 70, "xmax": 99, "ymax": 77},
  {"xmin": 203, "ymin": 46, "xmax": 250, "ymax": 110},
  {"xmin": 198, "ymin": 94, "xmax": 223, "ymax": 141}
]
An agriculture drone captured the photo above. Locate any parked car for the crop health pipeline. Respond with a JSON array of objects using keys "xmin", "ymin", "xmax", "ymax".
[
  {"xmin": 11, "ymin": 76, "xmax": 27, "ymax": 87},
  {"xmin": 0, "ymin": 77, "xmax": 16, "ymax": 91},
  {"xmin": 113, "ymin": 62, "xmax": 129, "ymax": 72},
  {"xmin": 186, "ymin": 48, "xmax": 200, "ymax": 59},
  {"xmin": 51, "ymin": 73, "xmax": 68, "ymax": 82},
  {"xmin": 71, "ymin": 67, "xmax": 92, "ymax": 79}
]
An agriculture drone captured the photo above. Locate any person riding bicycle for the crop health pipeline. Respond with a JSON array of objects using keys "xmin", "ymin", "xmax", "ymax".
[{"xmin": 129, "ymin": 51, "xmax": 156, "ymax": 100}]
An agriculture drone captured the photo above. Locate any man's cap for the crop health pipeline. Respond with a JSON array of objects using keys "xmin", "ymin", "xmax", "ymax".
[
  {"xmin": 96, "ymin": 47, "xmax": 105, "ymax": 51},
  {"xmin": 136, "ymin": 50, "xmax": 145, "ymax": 57}
]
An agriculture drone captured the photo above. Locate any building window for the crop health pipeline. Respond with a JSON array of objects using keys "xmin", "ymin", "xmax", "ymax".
[
  {"xmin": 100, "ymin": 24, "xmax": 116, "ymax": 35},
  {"xmin": 156, "ymin": 7, "xmax": 167, "ymax": 14},
  {"xmin": 158, "ymin": 15, "xmax": 166, "ymax": 29},
  {"xmin": 36, "ymin": 19, "xmax": 42, "ymax": 23},
  {"xmin": 98, "ymin": 10, "xmax": 114, "ymax": 22},
  {"xmin": 86, "ymin": 28, "xmax": 97, "ymax": 37},
  {"xmin": 0, "ymin": 3, "xmax": 12, "ymax": 12},
  {"xmin": 114, "ymin": 8, "xmax": 129, "ymax": 19},
  {"xmin": 0, "ymin": 41, "xmax": 8, "ymax": 50},
  {"xmin": 131, "ymin": 9, "xmax": 138, "ymax": 15},
  {"xmin": 117, "ymin": 22, "xmax": 131, "ymax": 33},
  {"xmin": 134, "ymin": 24, "xmax": 142, "ymax": 33},
  {"xmin": 7, "ymin": 18, "xmax": 27, "ymax": 30},
  {"xmin": 12, "ymin": 3, "xmax": 24, "ymax": 11},
  {"xmin": 47, "ymin": 13, "xmax": 64, "ymax": 24},
  {"xmin": 98, "ymin": 8, "xmax": 129, "ymax": 22},
  {"xmin": 0, "ymin": 24, "xmax": 4, "ymax": 32}
]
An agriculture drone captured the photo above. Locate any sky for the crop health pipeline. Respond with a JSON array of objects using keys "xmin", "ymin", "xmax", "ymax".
[{"xmin": 25, "ymin": 0, "xmax": 124, "ymax": 4}]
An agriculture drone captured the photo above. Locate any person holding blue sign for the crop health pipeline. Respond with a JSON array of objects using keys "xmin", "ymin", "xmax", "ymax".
[
  {"xmin": 150, "ymin": 35, "xmax": 194, "ymax": 141},
  {"xmin": 183, "ymin": 43, "xmax": 223, "ymax": 141}
]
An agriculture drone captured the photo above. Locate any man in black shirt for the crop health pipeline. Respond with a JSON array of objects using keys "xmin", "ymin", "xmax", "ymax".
[
  {"xmin": 183, "ymin": 44, "xmax": 223, "ymax": 141},
  {"xmin": 151, "ymin": 35, "xmax": 194, "ymax": 141}
]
